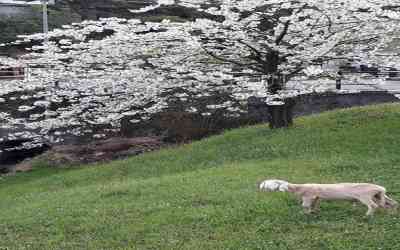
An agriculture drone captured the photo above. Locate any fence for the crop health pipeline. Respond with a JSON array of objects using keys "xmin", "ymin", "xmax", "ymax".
[
  {"xmin": 1, "ymin": 63, "xmax": 399, "ymax": 86},
  {"xmin": 0, "ymin": 66, "xmax": 27, "ymax": 80}
]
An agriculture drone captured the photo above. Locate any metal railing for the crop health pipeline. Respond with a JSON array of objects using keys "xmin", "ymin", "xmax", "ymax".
[{"xmin": 0, "ymin": 67, "xmax": 27, "ymax": 80}]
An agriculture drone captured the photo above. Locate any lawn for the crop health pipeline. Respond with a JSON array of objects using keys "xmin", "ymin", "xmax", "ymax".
[{"xmin": 1, "ymin": 103, "xmax": 400, "ymax": 249}]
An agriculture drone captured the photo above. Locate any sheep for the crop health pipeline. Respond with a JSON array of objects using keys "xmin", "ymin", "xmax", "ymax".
[{"xmin": 259, "ymin": 179, "xmax": 398, "ymax": 216}]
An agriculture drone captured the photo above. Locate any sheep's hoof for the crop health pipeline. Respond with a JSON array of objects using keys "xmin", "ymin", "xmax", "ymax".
[{"xmin": 365, "ymin": 212, "xmax": 375, "ymax": 217}]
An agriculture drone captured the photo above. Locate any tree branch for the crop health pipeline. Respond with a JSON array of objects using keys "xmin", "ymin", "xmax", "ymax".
[
  {"xmin": 201, "ymin": 46, "xmax": 264, "ymax": 73},
  {"xmin": 275, "ymin": 20, "xmax": 290, "ymax": 45}
]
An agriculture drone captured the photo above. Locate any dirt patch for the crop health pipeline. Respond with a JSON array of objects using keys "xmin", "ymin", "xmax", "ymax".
[
  {"xmin": 2, "ymin": 136, "xmax": 165, "ymax": 172},
  {"xmin": 41, "ymin": 136, "xmax": 165, "ymax": 167}
]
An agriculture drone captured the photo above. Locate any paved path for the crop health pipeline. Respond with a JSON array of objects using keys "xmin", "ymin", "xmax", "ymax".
[
  {"xmin": 343, "ymin": 79, "xmax": 400, "ymax": 97},
  {"xmin": 294, "ymin": 78, "xmax": 400, "ymax": 98},
  {"xmin": 374, "ymin": 80, "xmax": 400, "ymax": 94}
]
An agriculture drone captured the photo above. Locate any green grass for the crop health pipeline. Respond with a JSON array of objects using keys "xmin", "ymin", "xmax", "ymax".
[{"xmin": 1, "ymin": 103, "xmax": 400, "ymax": 249}]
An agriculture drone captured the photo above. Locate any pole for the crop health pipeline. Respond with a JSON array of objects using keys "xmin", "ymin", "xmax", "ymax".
[{"xmin": 42, "ymin": 1, "xmax": 49, "ymax": 43}]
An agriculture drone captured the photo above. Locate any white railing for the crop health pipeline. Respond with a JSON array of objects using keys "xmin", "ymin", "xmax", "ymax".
[{"xmin": 0, "ymin": 67, "xmax": 27, "ymax": 80}]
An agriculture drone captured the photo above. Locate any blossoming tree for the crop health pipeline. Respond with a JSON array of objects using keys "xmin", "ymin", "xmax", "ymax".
[
  {"xmin": 1, "ymin": 0, "xmax": 400, "ymax": 148},
  {"xmin": 174, "ymin": 0, "xmax": 400, "ymax": 93},
  {"xmin": 0, "ymin": 18, "xmax": 256, "ymax": 147}
]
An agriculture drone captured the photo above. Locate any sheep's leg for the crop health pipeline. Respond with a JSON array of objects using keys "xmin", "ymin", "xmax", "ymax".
[
  {"xmin": 302, "ymin": 197, "xmax": 315, "ymax": 214},
  {"xmin": 311, "ymin": 197, "xmax": 320, "ymax": 213},
  {"xmin": 359, "ymin": 197, "xmax": 379, "ymax": 216},
  {"xmin": 375, "ymin": 191, "xmax": 386, "ymax": 208}
]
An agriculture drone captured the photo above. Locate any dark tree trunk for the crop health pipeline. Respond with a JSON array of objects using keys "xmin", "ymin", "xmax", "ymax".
[
  {"xmin": 267, "ymin": 98, "xmax": 295, "ymax": 129},
  {"xmin": 267, "ymin": 74, "xmax": 283, "ymax": 94},
  {"xmin": 264, "ymin": 51, "xmax": 284, "ymax": 94}
]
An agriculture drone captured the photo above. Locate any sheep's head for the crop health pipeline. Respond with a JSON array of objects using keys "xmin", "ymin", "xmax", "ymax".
[{"xmin": 259, "ymin": 179, "xmax": 289, "ymax": 192}]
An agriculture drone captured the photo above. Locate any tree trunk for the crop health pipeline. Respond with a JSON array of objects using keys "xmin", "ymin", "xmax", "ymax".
[
  {"xmin": 267, "ymin": 73, "xmax": 284, "ymax": 94},
  {"xmin": 267, "ymin": 73, "xmax": 286, "ymax": 94},
  {"xmin": 267, "ymin": 98, "xmax": 295, "ymax": 129},
  {"xmin": 264, "ymin": 51, "xmax": 283, "ymax": 94}
]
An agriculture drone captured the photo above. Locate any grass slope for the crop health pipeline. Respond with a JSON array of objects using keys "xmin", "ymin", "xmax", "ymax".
[{"xmin": 1, "ymin": 104, "xmax": 400, "ymax": 250}]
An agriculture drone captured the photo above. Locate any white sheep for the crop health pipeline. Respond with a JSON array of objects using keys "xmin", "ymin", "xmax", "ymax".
[{"xmin": 259, "ymin": 179, "xmax": 398, "ymax": 216}]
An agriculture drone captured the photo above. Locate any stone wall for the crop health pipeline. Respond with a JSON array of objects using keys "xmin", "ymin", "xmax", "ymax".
[
  {"xmin": 293, "ymin": 91, "xmax": 400, "ymax": 117},
  {"xmin": 248, "ymin": 91, "xmax": 400, "ymax": 122}
]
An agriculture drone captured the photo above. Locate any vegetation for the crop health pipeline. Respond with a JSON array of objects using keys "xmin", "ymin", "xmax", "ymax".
[
  {"xmin": 1, "ymin": 103, "xmax": 400, "ymax": 249},
  {"xmin": 183, "ymin": 1, "xmax": 400, "ymax": 93},
  {"xmin": 0, "ymin": 6, "xmax": 79, "ymax": 44},
  {"xmin": 140, "ymin": 15, "xmax": 188, "ymax": 23}
]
